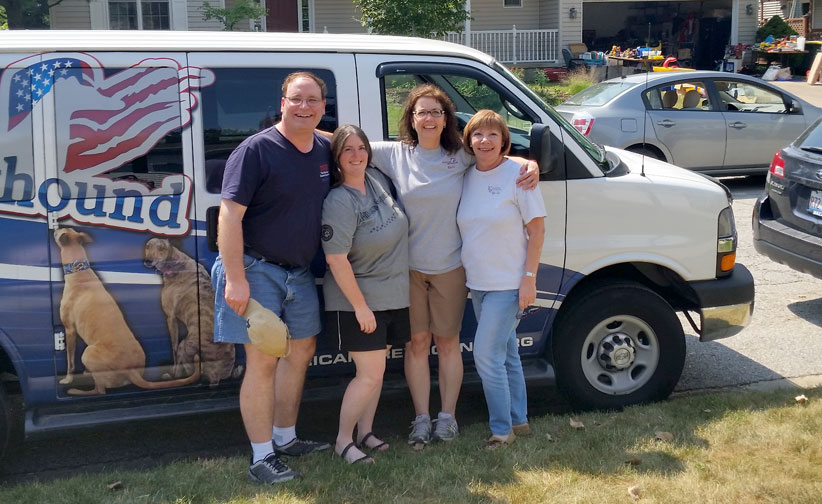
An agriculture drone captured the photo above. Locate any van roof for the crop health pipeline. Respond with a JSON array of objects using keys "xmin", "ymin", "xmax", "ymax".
[{"xmin": 0, "ymin": 30, "xmax": 495, "ymax": 64}]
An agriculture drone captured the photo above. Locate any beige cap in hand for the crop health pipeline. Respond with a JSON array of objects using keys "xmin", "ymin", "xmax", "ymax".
[{"xmin": 244, "ymin": 298, "xmax": 290, "ymax": 357}]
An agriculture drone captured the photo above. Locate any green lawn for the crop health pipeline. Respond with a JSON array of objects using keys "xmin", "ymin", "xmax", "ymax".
[{"xmin": 2, "ymin": 386, "xmax": 820, "ymax": 503}]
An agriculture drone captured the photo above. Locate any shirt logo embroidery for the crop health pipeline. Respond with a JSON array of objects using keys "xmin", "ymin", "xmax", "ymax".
[
  {"xmin": 444, "ymin": 157, "xmax": 458, "ymax": 169},
  {"xmin": 321, "ymin": 224, "xmax": 333, "ymax": 241},
  {"xmin": 319, "ymin": 164, "xmax": 329, "ymax": 178},
  {"xmin": 488, "ymin": 185, "xmax": 502, "ymax": 195}
]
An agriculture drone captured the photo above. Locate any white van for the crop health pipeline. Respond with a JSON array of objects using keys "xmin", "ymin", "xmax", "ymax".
[{"xmin": 0, "ymin": 30, "xmax": 753, "ymax": 459}]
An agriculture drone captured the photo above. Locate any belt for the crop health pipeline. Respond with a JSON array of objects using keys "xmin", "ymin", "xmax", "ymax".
[{"xmin": 244, "ymin": 247, "xmax": 300, "ymax": 270}]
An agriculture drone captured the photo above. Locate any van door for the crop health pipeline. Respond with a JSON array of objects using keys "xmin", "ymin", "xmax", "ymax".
[
  {"xmin": 0, "ymin": 53, "xmax": 55, "ymax": 402},
  {"xmin": 42, "ymin": 52, "xmax": 210, "ymax": 397},
  {"xmin": 354, "ymin": 54, "xmax": 568, "ymax": 362},
  {"xmin": 185, "ymin": 52, "xmax": 358, "ymax": 377}
]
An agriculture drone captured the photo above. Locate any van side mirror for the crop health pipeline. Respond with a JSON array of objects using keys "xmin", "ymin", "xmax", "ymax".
[{"xmin": 529, "ymin": 123, "xmax": 553, "ymax": 175}]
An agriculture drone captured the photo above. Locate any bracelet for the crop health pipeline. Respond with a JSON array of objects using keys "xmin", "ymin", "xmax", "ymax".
[{"xmin": 523, "ymin": 271, "xmax": 536, "ymax": 278}]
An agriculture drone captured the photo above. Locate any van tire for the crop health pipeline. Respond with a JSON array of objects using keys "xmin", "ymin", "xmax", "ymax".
[
  {"xmin": 553, "ymin": 282, "xmax": 685, "ymax": 410},
  {"xmin": 0, "ymin": 385, "xmax": 9, "ymax": 461}
]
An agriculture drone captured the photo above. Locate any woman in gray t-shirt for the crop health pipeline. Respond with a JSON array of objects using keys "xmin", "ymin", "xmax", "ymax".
[{"xmin": 321, "ymin": 125, "xmax": 410, "ymax": 464}]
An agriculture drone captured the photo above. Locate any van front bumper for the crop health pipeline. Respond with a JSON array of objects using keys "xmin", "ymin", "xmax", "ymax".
[{"xmin": 687, "ymin": 263, "xmax": 755, "ymax": 342}]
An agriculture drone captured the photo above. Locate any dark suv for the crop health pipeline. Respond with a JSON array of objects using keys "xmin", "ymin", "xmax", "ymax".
[{"xmin": 753, "ymin": 118, "xmax": 822, "ymax": 280}]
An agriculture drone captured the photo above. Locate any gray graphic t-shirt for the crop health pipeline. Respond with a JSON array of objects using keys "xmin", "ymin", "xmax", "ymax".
[{"xmin": 321, "ymin": 168, "xmax": 410, "ymax": 312}]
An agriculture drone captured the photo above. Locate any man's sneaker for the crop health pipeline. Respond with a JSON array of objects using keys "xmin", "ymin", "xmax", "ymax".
[
  {"xmin": 408, "ymin": 413, "xmax": 432, "ymax": 445},
  {"xmin": 274, "ymin": 437, "xmax": 331, "ymax": 457},
  {"xmin": 248, "ymin": 453, "xmax": 301, "ymax": 484},
  {"xmin": 431, "ymin": 415, "xmax": 459, "ymax": 442}
]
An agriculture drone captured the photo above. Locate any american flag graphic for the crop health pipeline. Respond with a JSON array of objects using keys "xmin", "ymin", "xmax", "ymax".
[{"xmin": 3, "ymin": 53, "xmax": 214, "ymax": 175}]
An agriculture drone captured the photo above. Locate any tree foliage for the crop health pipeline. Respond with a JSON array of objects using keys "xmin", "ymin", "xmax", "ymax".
[
  {"xmin": 354, "ymin": 0, "xmax": 470, "ymax": 38},
  {"xmin": 201, "ymin": 0, "xmax": 267, "ymax": 31},
  {"xmin": 0, "ymin": 0, "xmax": 61, "ymax": 29},
  {"xmin": 756, "ymin": 16, "xmax": 798, "ymax": 42}
]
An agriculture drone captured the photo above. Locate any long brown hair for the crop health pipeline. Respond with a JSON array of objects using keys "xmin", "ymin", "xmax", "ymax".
[
  {"xmin": 398, "ymin": 84, "xmax": 463, "ymax": 154},
  {"xmin": 329, "ymin": 124, "xmax": 372, "ymax": 187}
]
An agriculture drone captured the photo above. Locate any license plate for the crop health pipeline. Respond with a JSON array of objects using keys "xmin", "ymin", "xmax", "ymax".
[{"xmin": 810, "ymin": 190, "xmax": 822, "ymax": 217}]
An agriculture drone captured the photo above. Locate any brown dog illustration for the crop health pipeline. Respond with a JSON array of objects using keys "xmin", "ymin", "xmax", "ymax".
[
  {"xmin": 54, "ymin": 228, "xmax": 200, "ymax": 395},
  {"xmin": 143, "ymin": 237, "xmax": 236, "ymax": 386}
]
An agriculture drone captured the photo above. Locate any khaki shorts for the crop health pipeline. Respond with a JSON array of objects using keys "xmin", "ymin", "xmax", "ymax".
[{"xmin": 409, "ymin": 266, "xmax": 468, "ymax": 337}]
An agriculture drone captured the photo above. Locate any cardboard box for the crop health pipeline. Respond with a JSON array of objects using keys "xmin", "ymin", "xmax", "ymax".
[{"xmin": 568, "ymin": 43, "xmax": 588, "ymax": 58}]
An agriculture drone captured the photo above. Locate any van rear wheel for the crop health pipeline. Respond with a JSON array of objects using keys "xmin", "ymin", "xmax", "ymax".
[
  {"xmin": 0, "ymin": 385, "xmax": 9, "ymax": 461},
  {"xmin": 553, "ymin": 282, "xmax": 685, "ymax": 410}
]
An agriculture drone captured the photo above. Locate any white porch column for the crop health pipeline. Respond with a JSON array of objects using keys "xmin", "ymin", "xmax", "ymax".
[
  {"xmin": 89, "ymin": 0, "xmax": 108, "ymax": 29},
  {"xmin": 464, "ymin": 0, "xmax": 471, "ymax": 47},
  {"xmin": 171, "ymin": 0, "xmax": 188, "ymax": 30}
]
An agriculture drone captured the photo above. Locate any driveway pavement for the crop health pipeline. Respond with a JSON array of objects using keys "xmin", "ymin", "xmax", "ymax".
[{"xmin": 773, "ymin": 80, "xmax": 822, "ymax": 107}]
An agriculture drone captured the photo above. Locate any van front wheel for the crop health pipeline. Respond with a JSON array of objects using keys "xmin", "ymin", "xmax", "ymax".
[{"xmin": 553, "ymin": 282, "xmax": 685, "ymax": 410}]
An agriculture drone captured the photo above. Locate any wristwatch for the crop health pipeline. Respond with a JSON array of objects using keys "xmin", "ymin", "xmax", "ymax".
[{"xmin": 523, "ymin": 271, "xmax": 536, "ymax": 278}]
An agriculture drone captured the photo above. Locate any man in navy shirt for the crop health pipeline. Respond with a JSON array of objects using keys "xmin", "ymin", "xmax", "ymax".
[{"xmin": 212, "ymin": 72, "xmax": 332, "ymax": 484}]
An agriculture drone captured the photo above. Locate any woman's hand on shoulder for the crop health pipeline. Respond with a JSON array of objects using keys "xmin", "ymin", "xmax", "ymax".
[
  {"xmin": 354, "ymin": 305, "xmax": 377, "ymax": 334},
  {"xmin": 514, "ymin": 159, "xmax": 539, "ymax": 190}
]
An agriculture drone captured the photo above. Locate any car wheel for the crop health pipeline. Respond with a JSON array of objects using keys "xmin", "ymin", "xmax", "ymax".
[
  {"xmin": 626, "ymin": 146, "xmax": 662, "ymax": 160},
  {"xmin": 553, "ymin": 282, "xmax": 685, "ymax": 410}
]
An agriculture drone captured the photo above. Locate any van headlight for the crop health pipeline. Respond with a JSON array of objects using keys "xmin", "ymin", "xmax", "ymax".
[{"xmin": 716, "ymin": 206, "xmax": 737, "ymax": 276}]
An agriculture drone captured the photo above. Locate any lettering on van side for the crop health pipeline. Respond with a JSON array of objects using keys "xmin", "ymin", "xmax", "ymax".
[{"xmin": 0, "ymin": 53, "xmax": 215, "ymax": 235}]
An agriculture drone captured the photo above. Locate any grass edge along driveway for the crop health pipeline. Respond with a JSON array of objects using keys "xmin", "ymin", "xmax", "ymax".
[{"xmin": 2, "ymin": 385, "xmax": 821, "ymax": 504}]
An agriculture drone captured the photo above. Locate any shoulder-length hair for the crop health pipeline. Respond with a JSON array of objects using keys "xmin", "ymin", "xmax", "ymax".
[
  {"xmin": 462, "ymin": 110, "xmax": 511, "ymax": 158},
  {"xmin": 398, "ymin": 84, "xmax": 463, "ymax": 154},
  {"xmin": 329, "ymin": 124, "xmax": 372, "ymax": 187}
]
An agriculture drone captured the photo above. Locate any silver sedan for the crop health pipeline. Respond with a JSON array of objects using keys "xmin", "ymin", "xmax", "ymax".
[{"xmin": 555, "ymin": 71, "xmax": 821, "ymax": 176}]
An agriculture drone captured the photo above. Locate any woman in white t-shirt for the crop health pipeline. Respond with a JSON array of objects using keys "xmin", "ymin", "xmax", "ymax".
[{"xmin": 456, "ymin": 110, "xmax": 546, "ymax": 449}]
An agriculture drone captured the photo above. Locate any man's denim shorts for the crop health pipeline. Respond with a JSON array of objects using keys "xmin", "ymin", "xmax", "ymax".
[{"xmin": 212, "ymin": 254, "xmax": 322, "ymax": 344}]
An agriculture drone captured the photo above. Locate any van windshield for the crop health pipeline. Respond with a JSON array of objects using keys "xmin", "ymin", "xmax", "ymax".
[{"xmin": 492, "ymin": 62, "xmax": 608, "ymax": 172}]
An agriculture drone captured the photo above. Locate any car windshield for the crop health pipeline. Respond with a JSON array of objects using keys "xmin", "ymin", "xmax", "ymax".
[
  {"xmin": 564, "ymin": 81, "xmax": 635, "ymax": 106},
  {"xmin": 492, "ymin": 62, "xmax": 609, "ymax": 172}
]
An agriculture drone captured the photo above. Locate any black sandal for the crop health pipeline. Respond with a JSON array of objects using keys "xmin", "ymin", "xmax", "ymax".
[
  {"xmin": 358, "ymin": 432, "xmax": 389, "ymax": 452},
  {"xmin": 337, "ymin": 441, "xmax": 374, "ymax": 464}
]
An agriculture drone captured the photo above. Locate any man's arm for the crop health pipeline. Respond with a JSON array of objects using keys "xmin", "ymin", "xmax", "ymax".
[{"xmin": 218, "ymin": 198, "xmax": 250, "ymax": 316}]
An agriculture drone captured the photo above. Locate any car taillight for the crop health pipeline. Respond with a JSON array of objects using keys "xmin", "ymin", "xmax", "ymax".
[
  {"xmin": 572, "ymin": 117, "xmax": 594, "ymax": 136},
  {"xmin": 768, "ymin": 150, "xmax": 785, "ymax": 178}
]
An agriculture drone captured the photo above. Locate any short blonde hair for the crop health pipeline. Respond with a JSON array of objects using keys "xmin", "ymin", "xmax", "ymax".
[{"xmin": 462, "ymin": 110, "xmax": 511, "ymax": 158}]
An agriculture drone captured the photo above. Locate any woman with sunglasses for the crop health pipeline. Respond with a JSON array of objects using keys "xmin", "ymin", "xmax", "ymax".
[{"xmin": 368, "ymin": 84, "xmax": 539, "ymax": 447}]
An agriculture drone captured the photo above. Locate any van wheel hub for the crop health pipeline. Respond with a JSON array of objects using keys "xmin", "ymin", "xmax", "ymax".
[{"xmin": 598, "ymin": 333, "xmax": 636, "ymax": 370}]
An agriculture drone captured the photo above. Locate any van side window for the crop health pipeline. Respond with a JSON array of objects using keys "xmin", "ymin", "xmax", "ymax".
[
  {"xmin": 380, "ymin": 72, "xmax": 534, "ymax": 156},
  {"xmin": 0, "ymin": 68, "xmax": 36, "ymax": 203},
  {"xmin": 200, "ymin": 68, "xmax": 338, "ymax": 194},
  {"xmin": 52, "ymin": 66, "xmax": 186, "ymax": 196}
]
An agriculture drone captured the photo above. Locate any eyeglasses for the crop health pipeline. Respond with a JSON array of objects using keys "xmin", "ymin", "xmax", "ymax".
[
  {"xmin": 413, "ymin": 109, "xmax": 444, "ymax": 118},
  {"xmin": 284, "ymin": 96, "xmax": 323, "ymax": 107}
]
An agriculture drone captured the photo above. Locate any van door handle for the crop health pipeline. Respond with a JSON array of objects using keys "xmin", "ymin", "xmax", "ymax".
[
  {"xmin": 728, "ymin": 121, "xmax": 747, "ymax": 129},
  {"xmin": 656, "ymin": 119, "xmax": 675, "ymax": 127}
]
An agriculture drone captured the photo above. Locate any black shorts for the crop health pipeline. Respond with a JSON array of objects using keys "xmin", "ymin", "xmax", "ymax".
[{"xmin": 327, "ymin": 308, "xmax": 411, "ymax": 352}]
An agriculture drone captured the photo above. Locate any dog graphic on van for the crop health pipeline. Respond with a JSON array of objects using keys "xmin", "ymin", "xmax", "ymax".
[
  {"xmin": 143, "ymin": 237, "xmax": 237, "ymax": 386},
  {"xmin": 54, "ymin": 228, "xmax": 200, "ymax": 395}
]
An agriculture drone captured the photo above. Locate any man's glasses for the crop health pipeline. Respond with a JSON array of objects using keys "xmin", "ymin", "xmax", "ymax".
[
  {"xmin": 413, "ymin": 109, "xmax": 444, "ymax": 118},
  {"xmin": 284, "ymin": 96, "xmax": 323, "ymax": 107}
]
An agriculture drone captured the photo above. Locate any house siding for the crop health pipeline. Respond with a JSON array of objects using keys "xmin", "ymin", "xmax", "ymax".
[
  {"xmin": 188, "ymin": 0, "xmax": 225, "ymax": 31},
  {"xmin": 469, "ymin": 0, "xmax": 540, "ymax": 30},
  {"xmin": 50, "ymin": 0, "xmax": 92, "ymax": 29},
  {"xmin": 539, "ymin": 0, "xmax": 559, "ymax": 29},
  {"xmin": 738, "ymin": 0, "xmax": 757, "ymax": 44},
  {"xmin": 560, "ymin": 0, "xmax": 582, "ymax": 51},
  {"xmin": 313, "ymin": 0, "xmax": 365, "ymax": 33}
]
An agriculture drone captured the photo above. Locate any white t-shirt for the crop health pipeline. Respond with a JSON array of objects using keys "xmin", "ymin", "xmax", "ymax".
[
  {"xmin": 371, "ymin": 141, "xmax": 473, "ymax": 274},
  {"xmin": 457, "ymin": 159, "xmax": 547, "ymax": 291}
]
